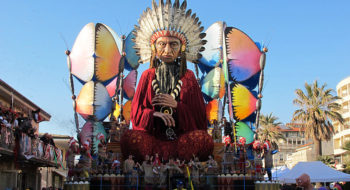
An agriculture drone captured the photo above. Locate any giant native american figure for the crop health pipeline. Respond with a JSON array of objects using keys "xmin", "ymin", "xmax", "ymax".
[{"xmin": 121, "ymin": 0, "xmax": 214, "ymax": 161}]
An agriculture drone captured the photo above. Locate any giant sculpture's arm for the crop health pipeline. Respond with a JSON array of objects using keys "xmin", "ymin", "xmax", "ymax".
[
  {"xmin": 176, "ymin": 70, "xmax": 207, "ymax": 132},
  {"xmin": 131, "ymin": 70, "xmax": 155, "ymax": 132}
]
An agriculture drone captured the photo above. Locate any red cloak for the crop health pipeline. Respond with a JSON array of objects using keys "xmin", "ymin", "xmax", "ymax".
[{"xmin": 122, "ymin": 68, "xmax": 213, "ymax": 161}]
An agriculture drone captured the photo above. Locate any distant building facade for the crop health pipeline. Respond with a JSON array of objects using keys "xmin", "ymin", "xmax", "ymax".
[
  {"xmin": 273, "ymin": 124, "xmax": 310, "ymax": 167},
  {"xmin": 333, "ymin": 76, "xmax": 350, "ymax": 169}
]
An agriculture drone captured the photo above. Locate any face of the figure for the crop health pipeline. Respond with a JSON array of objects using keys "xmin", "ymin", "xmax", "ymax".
[{"xmin": 155, "ymin": 36, "xmax": 181, "ymax": 63}]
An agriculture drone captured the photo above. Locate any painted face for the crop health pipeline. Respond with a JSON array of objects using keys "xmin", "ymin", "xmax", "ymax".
[{"xmin": 155, "ymin": 36, "xmax": 181, "ymax": 63}]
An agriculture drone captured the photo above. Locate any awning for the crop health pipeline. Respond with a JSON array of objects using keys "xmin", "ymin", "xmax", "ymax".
[
  {"xmin": 53, "ymin": 169, "xmax": 68, "ymax": 177},
  {"xmin": 334, "ymin": 148, "xmax": 348, "ymax": 156}
]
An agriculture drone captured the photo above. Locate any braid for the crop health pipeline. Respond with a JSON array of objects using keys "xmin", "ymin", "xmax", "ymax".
[
  {"xmin": 179, "ymin": 51, "xmax": 187, "ymax": 78},
  {"xmin": 150, "ymin": 48, "xmax": 157, "ymax": 68}
]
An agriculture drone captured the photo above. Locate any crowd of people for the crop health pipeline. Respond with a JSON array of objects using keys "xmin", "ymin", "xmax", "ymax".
[{"xmin": 0, "ymin": 105, "xmax": 58, "ymax": 161}]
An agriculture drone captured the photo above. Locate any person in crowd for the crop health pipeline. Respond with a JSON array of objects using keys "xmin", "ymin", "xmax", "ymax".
[
  {"xmin": 111, "ymin": 155, "xmax": 121, "ymax": 174},
  {"xmin": 140, "ymin": 155, "xmax": 155, "ymax": 188},
  {"xmin": 190, "ymin": 156, "xmax": 202, "ymax": 186},
  {"xmin": 205, "ymin": 155, "xmax": 218, "ymax": 190},
  {"xmin": 166, "ymin": 157, "xmax": 183, "ymax": 189},
  {"xmin": 262, "ymin": 140, "xmax": 273, "ymax": 181},
  {"xmin": 212, "ymin": 119, "xmax": 223, "ymax": 143},
  {"xmin": 124, "ymin": 155, "xmax": 136, "ymax": 185},
  {"xmin": 296, "ymin": 173, "xmax": 313, "ymax": 190}
]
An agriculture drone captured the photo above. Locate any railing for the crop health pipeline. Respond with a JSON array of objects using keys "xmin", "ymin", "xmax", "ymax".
[
  {"xmin": 0, "ymin": 125, "xmax": 63, "ymax": 165},
  {"xmin": 65, "ymin": 175, "xmax": 280, "ymax": 190}
]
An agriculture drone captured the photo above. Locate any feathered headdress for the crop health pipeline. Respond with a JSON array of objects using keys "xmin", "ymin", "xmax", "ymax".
[{"xmin": 133, "ymin": 0, "xmax": 206, "ymax": 64}]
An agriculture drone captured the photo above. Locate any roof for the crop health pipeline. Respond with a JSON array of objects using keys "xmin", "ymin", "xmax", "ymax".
[
  {"xmin": 279, "ymin": 161, "xmax": 350, "ymax": 183},
  {"xmin": 0, "ymin": 79, "xmax": 51, "ymax": 121},
  {"xmin": 296, "ymin": 142, "xmax": 313, "ymax": 149},
  {"xmin": 276, "ymin": 124, "xmax": 304, "ymax": 132}
]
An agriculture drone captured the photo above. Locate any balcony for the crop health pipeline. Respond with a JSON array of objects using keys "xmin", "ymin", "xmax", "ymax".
[
  {"xmin": 0, "ymin": 125, "xmax": 63, "ymax": 167},
  {"xmin": 334, "ymin": 127, "xmax": 350, "ymax": 140}
]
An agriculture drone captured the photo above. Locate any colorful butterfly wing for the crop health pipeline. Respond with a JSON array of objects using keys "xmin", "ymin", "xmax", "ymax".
[
  {"xmin": 80, "ymin": 121, "xmax": 93, "ymax": 146},
  {"xmin": 103, "ymin": 24, "xmax": 123, "ymax": 55},
  {"xmin": 123, "ymin": 70, "xmax": 137, "ymax": 99},
  {"xmin": 201, "ymin": 67, "xmax": 222, "ymax": 99},
  {"xmin": 69, "ymin": 23, "xmax": 121, "ymax": 83},
  {"xmin": 122, "ymin": 100, "xmax": 132, "ymax": 125},
  {"xmin": 199, "ymin": 21, "xmax": 224, "ymax": 67},
  {"xmin": 93, "ymin": 121, "xmax": 107, "ymax": 154},
  {"xmin": 75, "ymin": 81, "xmax": 95, "ymax": 119},
  {"xmin": 206, "ymin": 99, "xmax": 220, "ymax": 124},
  {"xmin": 225, "ymin": 27, "xmax": 262, "ymax": 82},
  {"xmin": 70, "ymin": 23, "xmax": 95, "ymax": 83},
  {"xmin": 230, "ymin": 83, "xmax": 257, "ymax": 121},
  {"xmin": 106, "ymin": 77, "xmax": 118, "ymax": 97},
  {"xmin": 198, "ymin": 62, "xmax": 213, "ymax": 74},
  {"xmin": 76, "ymin": 81, "xmax": 112, "ymax": 121},
  {"xmin": 95, "ymin": 23, "xmax": 121, "ymax": 82},
  {"xmin": 125, "ymin": 32, "xmax": 140, "ymax": 70},
  {"xmin": 235, "ymin": 121, "xmax": 254, "ymax": 144},
  {"xmin": 218, "ymin": 69, "xmax": 226, "ymax": 99},
  {"xmin": 111, "ymin": 102, "xmax": 121, "ymax": 119}
]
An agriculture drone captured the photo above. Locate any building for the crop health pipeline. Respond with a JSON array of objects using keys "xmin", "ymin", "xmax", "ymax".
[
  {"xmin": 333, "ymin": 76, "xmax": 350, "ymax": 169},
  {"xmin": 40, "ymin": 134, "xmax": 71, "ymax": 189},
  {"xmin": 273, "ymin": 124, "xmax": 310, "ymax": 167},
  {"xmin": 0, "ymin": 79, "xmax": 65, "ymax": 190}
]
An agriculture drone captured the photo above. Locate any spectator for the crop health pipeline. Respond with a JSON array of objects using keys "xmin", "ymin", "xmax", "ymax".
[{"xmin": 296, "ymin": 173, "xmax": 313, "ymax": 190}]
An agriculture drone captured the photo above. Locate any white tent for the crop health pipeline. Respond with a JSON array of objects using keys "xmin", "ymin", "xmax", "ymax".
[
  {"xmin": 279, "ymin": 161, "xmax": 350, "ymax": 183},
  {"xmin": 264, "ymin": 165, "xmax": 290, "ymax": 180}
]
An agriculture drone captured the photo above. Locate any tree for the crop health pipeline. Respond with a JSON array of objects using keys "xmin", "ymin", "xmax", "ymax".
[
  {"xmin": 342, "ymin": 140, "xmax": 350, "ymax": 151},
  {"xmin": 292, "ymin": 80, "xmax": 344, "ymax": 156},
  {"xmin": 317, "ymin": 155, "xmax": 335, "ymax": 168},
  {"xmin": 258, "ymin": 113, "xmax": 285, "ymax": 149}
]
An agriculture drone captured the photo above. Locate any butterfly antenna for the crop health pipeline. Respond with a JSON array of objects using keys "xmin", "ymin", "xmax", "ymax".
[
  {"xmin": 115, "ymin": 18, "xmax": 123, "ymax": 36},
  {"xmin": 62, "ymin": 78, "xmax": 71, "ymax": 92},
  {"xmin": 261, "ymin": 76, "xmax": 269, "ymax": 94},
  {"xmin": 59, "ymin": 32, "xmax": 70, "ymax": 50}
]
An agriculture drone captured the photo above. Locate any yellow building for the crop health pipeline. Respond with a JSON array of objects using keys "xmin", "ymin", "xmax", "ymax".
[{"xmin": 333, "ymin": 76, "xmax": 350, "ymax": 169}]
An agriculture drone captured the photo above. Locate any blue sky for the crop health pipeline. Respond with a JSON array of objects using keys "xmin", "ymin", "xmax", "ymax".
[{"xmin": 1, "ymin": 0, "xmax": 350, "ymax": 136}]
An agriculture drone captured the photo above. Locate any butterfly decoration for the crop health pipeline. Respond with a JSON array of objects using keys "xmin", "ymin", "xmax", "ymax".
[
  {"xmin": 69, "ymin": 23, "xmax": 122, "ymax": 84},
  {"xmin": 224, "ymin": 27, "xmax": 266, "ymax": 125},
  {"xmin": 235, "ymin": 121, "xmax": 254, "ymax": 145},
  {"xmin": 205, "ymin": 99, "xmax": 223, "ymax": 124},
  {"xmin": 199, "ymin": 22, "xmax": 267, "ymax": 137},
  {"xmin": 124, "ymin": 32, "xmax": 140, "ymax": 71},
  {"xmin": 75, "ymin": 81, "xmax": 112, "ymax": 121},
  {"xmin": 201, "ymin": 67, "xmax": 225, "ymax": 100},
  {"xmin": 67, "ymin": 23, "xmax": 140, "ymax": 152},
  {"xmin": 79, "ymin": 121, "xmax": 107, "ymax": 154},
  {"xmin": 111, "ymin": 100, "xmax": 132, "ymax": 125},
  {"xmin": 199, "ymin": 21, "xmax": 224, "ymax": 69},
  {"xmin": 106, "ymin": 70, "xmax": 138, "ymax": 100}
]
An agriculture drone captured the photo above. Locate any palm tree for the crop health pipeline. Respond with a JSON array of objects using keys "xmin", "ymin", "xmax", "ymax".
[
  {"xmin": 292, "ymin": 80, "xmax": 344, "ymax": 156},
  {"xmin": 258, "ymin": 113, "xmax": 285, "ymax": 149}
]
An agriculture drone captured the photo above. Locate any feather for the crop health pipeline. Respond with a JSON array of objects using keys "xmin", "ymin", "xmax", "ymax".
[
  {"xmin": 151, "ymin": 2, "xmax": 161, "ymax": 31},
  {"xmin": 164, "ymin": 0, "xmax": 171, "ymax": 30},
  {"xmin": 158, "ymin": 0, "xmax": 165, "ymax": 30}
]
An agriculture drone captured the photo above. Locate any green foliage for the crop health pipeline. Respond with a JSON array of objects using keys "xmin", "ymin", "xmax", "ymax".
[
  {"xmin": 342, "ymin": 140, "xmax": 350, "ymax": 151},
  {"xmin": 342, "ymin": 157, "xmax": 350, "ymax": 174},
  {"xmin": 292, "ymin": 80, "xmax": 344, "ymax": 156},
  {"xmin": 258, "ymin": 113, "xmax": 285, "ymax": 149},
  {"xmin": 317, "ymin": 155, "xmax": 335, "ymax": 168}
]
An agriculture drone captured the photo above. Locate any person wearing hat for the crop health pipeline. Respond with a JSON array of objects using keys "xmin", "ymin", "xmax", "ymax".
[{"xmin": 121, "ymin": 0, "xmax": 213, "ymax": 162}]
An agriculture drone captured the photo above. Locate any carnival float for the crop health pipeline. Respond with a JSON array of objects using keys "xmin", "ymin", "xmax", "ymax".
[{"xmin": 63, "ymin": 0, "xmax": 278, "ymax": 189}]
